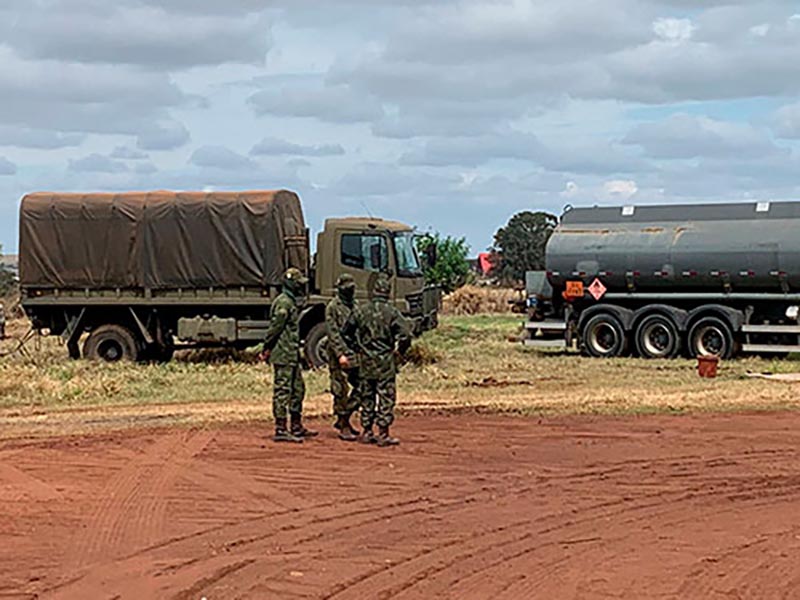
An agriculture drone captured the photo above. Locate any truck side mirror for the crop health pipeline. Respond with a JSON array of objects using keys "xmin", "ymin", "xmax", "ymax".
[
  {"xmin": 370, "ymin": 244, "xmax": 383, "ymax": 270},
  {"xmin": 425, "ymin": 243, "xmax": 437, "ymax": 268}
]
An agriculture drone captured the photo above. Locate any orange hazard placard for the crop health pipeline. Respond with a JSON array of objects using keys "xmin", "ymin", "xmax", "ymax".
[{"xmin": 563, "ymin": 281, "xmax": 584, "ymax": 300}]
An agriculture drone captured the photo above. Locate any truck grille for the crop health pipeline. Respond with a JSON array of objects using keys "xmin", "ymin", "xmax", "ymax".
[
  {"xmin": 406, "ymin": 293, "xmax": 423, "ymax": 315},
  {"xmin": 423, "ymin": 286, "xmax": 442, "ymax": 313}
]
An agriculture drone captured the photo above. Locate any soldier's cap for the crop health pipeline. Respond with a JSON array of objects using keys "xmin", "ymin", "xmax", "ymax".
[
  {"xmin": 373, "ymin": 275, "xmax": 392, "ymax": 297},
  {"xmin": 284, "ymin": 267, "xmax": 309, "ymax": 285},
  {"xmin": 336, "ymin": 273, "xmax": 356, "ymax": 289}
]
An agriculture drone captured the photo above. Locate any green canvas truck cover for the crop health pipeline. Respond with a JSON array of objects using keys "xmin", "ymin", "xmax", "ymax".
[{"xmin": 19, "ymin": 190, "xmax": 308, "ymax": 289}]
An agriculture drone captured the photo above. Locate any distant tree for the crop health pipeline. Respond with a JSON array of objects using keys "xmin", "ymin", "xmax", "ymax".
[
  {"xmin": 492, "ymin": 211, "xmax": 558, "ymax": 282},
  {"xmin": 415, "ymin": 232, "xmax": 471, "ymax": 294}
]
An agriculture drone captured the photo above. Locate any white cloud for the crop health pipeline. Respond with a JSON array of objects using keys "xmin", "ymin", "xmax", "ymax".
[
  {"xmin": 652, "ymin": 17, "xmax": 695, "ymax": 43},
  {"xmin": 0, "ymin": 157, "xmax": 17, "ymax": 176},
  {"xmin": 69, "ymin": 154, "xmax": 129, "ymax": 173},
  {"xmin": 602, "ymin": 179, "xmax": 639, "ymax": 200},
  {"xmin": 624, "ymin": 114, "xmax": 783, "ymax": 159},
  {"xmin": 110, "ymin": 146, "xmax": 149, "ymax": 160},
  {"xmin": 248, "ymin": 82, "xmax": 384, "ymax": 123},
  {"xmin": 189, "ymin": 146, "xmax": 256, "ymax": 170},
  {"xmin": 0, "ymin": 126, "xmax": 85, "ymax": 150},
  {"xmin": 4, "ymin": 5, "xmax": 272, "ymax": 69},
  {"xmin": 250, "ymin": 137, "xmax": 345, "ymax": 157},
  {"xmin": 137, "ymin": 121, "xmax": 191, "ymax": 151},
  {"xmin": 772, "ymin": 102, "xmax": 800, "ymax": 139}
]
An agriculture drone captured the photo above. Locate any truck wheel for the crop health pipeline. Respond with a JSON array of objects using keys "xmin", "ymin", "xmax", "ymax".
[
  {"xmin": 687, "ymin": 317, "xmax": 734, "ymax": 359},
  {"xmin": 304, "ymin": 322, "xmax": 329, "ymax": 369},
  {"xmin": 83, "ymin": 325, "xmax": 140, "ymax": 363},
  {"xmin": 581, "ymin": 313, "xmax": 628, "ymax": 358},
  {"xmin": 635, "ymin": 314, "xmax": 681, "ymax": 359}
]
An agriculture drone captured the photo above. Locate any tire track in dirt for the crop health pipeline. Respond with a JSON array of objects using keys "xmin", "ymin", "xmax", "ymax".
[
  {"xmin": 319, "ymin": 453, "xmax": 800, "ymax": 599},
  {"xmin": 71, "ymin": 429, "xmax": 214, "ymax": 568},
  {"xmin": 7, "ymin": 413, "xmax": 800, "ymax": 600},
  {"xmin": 44, "ymin": 495, "xmax": 441, "ymax": 598}
]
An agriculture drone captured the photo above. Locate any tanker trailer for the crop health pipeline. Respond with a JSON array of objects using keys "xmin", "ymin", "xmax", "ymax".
[{"xmin": 523, "ymin": 201, "xmax": 800, "ymax": 359}]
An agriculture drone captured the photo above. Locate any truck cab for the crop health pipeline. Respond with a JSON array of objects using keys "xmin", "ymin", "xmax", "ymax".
[{"xmin": 302, "ymin": 217, "xmax": 440, "ymax": 366}]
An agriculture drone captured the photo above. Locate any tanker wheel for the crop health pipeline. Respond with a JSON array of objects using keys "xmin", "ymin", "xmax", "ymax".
[
  {"xmin": 83, "ymin": 324, "xmax": 140, "ymax": 363},
  {"xmin": 635, "ymin": 314, "xmax": 681, "ymax": 359},
  {"xmin": 581, "ymin": 313, "xmax": 628, "ymax": 358},
  {"xmin": 304, "ymin": 322, "xmax": 329, "ymax": 369},
  {"xmin": 687, "ymin": 317, "xmax": 734, "ymax": 359}
]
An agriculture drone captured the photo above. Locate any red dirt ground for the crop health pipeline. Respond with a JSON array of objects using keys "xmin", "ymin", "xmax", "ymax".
[{"xmin": 2, "ymin": 412, "xmax": 800, "ymax": 599}]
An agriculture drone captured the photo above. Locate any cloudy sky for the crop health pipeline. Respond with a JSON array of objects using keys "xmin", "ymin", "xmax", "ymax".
[{"xmin": 1, "ymin": 0, "xmax": 800, "ymax": 254}]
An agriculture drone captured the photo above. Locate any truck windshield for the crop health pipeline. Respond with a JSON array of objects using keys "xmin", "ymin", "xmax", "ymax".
[{"xmin": 393, "ymin": 232, "xmax": 422, "ymax": 277}]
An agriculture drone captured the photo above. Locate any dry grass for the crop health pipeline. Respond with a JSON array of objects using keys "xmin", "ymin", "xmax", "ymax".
[
  {"xmin": 441, "ymin": 285, "xmax": 521, "ymax": 315},
  {"xmin": 2, "ymin": 314, "xmax": 800, "ymax": 439}
]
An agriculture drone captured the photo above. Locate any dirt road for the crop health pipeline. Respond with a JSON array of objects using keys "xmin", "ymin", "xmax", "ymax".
[{"xmin": 2, "ymin": 412, "xmax": 800, "ymax": 599}]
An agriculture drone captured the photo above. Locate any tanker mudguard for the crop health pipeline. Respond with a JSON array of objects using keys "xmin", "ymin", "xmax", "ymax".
[
  {"xmin": 687, "ymin": 304, "xmax": 745, "ymax": 332},
  {"xmin": 632, "ymin": 304, "xmax": 689, "ymax": 332},
  {"xmin": 578, "ymin": 304, "xmax": 634, "ymax": 332}
]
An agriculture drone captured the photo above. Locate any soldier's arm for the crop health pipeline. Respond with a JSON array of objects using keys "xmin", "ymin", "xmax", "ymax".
[
  {"xmin": 391, "ymin": 309, "xmax": 412, "ymax": 355},
  {"xmin": 263, "ymin": 302, "xmax": 289, "ymax": 351},
  {"xmin": 326, "ymin": 303, "xmax": 350, "ymax": 359},
  {"xmin": 341, "ymin": 312, "xmax": 359, "ymax": 350}
]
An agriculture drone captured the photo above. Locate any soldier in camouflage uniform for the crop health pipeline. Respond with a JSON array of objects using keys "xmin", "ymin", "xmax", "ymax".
[
  {"xmin": 263, "ymin": 268, "xmax": 319, "ymax": 443},
  {"xmin": 343, "ymin": 274, "xmax": 411, "ymax": 447},
  {"xmin": 0, "ymin": 303, "xmax": 5, "ymax": 341},
  {"xmin": 326, "ymin": 274, "xmax": 361, "ymax": 442}
]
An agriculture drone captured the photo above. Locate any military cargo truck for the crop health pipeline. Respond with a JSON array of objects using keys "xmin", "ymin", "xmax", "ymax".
[
  {"xmin": 524, "ymin": 201, "xmax": 800, "ymax": 359},
  {"xmin": 19, "ymin": 191, "xmax": 440, "ymax": 365}
]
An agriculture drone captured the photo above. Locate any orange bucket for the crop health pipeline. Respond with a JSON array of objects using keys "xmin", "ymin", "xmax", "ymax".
[{"xmin": 697, "ymin": 355, "xmax": 719, "ymax": 378}]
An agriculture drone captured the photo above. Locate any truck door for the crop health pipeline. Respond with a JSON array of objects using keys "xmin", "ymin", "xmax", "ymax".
[{"xmin": 338, "ymin": 231, "xmax": 394, "ymax": 301}]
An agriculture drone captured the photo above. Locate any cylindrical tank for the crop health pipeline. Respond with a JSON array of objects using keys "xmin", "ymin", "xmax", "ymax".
[{"xmin": 546, "ymin": 201, "xmax": 800, "ymax": 293}]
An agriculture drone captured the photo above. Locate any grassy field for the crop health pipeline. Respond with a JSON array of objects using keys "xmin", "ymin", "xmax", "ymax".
[{"xmin": 1, "ymin": 314, "xmax": 800, "ymax": 438}]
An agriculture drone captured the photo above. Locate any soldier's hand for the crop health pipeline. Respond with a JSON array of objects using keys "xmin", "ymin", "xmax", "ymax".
[
  {"xmin": 339, "ymin": 354, "xmax": 351, "ymax": 369},
  {"xmin": 259, "ymin": 349, "xmax": 271, "ymax": 363}
]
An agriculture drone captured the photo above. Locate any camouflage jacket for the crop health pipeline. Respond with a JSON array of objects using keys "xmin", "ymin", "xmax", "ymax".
[
  {"xmin": 325, "ymin": 295, "xmax": 358, "ymax": 364},
  {"xmin": 264, "ymin": 290, "xmax": 301, "ymax": 366},
  {"xmin": 343, "ymin": 297, "xmax": 411, "ymax": 379}
]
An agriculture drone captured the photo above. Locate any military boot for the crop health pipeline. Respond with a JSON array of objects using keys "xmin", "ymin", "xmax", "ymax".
[
  {"xmin": 291, "ymin": 412, "xmax": 319, "ymax": 438},
  {"xmin": 376, "ymin": 425, "xmax": 400, "ymax": 447},
  {"xmin": 274, "ymin": 417, "xmax": 303, "ymax": 444},
  {"xmin": 359, "ymin": 426, "xmax": 377, "ymax": 445},
  {"xmin": 344, "ymin": 413, "xmax": 360, "ymax": 437},
  {"xmin": 333, "ymin": 414, "xmax": 346, "ymax": 432}
]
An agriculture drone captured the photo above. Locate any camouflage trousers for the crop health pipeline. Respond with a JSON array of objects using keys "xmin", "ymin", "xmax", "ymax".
[
  {"xmin": 329, "ymin": 363, "xmax": 361, "ymax": 417},
  {"xmin": 360, "ymin": 377, "xmax": 396, "ymax": 430},
  {"xmin": 272, "ymin": 364, "xmax": 305, "ymax": 420}
]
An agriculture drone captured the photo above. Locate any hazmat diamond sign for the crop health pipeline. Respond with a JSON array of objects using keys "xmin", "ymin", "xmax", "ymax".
[{"xmin": 588, "ymin": 278, "xmax": 607, "ymax": 301}]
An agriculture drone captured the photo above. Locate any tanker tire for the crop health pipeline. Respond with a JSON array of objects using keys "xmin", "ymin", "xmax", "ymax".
[
  {"xmin": 687, "ymin": 317, "xmax": 734, "ymax": 360},
  {"xmin": 581, "ymin": 313, "xmax": 628, "ymax": 358},
  {"xmin": 634, "ymin": 314, "xmax": 681, "ymax": 359},
  {"xmin": 304, "ymin": 321, "xmax": 329, "ymax": 369},
  {"xmin": 83, "ymin": 324, "xmax": 140, "ymax": 363}
]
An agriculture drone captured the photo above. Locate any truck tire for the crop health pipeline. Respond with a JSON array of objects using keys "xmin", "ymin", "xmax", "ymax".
[
  {"xmin": 304, "ymin": 322, "xmax": 329, "ymax": 369},
  {"xmin": 634, "ymin": 314, "xmax": 681, "ymax": 359},
  {"xmin": 83, "ymin": 324, "xmax": 140, "ymax": 363},
  {"xmin": 581, "ymin": 313, "xmax": 628, "ymax": 358},
  {"xmin": 687, "ymin": 317, "xmax": 734, "ymax": 359}
]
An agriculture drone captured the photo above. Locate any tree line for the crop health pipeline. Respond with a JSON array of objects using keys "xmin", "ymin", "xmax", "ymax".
[{"xmin": 415, "ymin": 210, "xmax": 558, "ymax": 292}]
